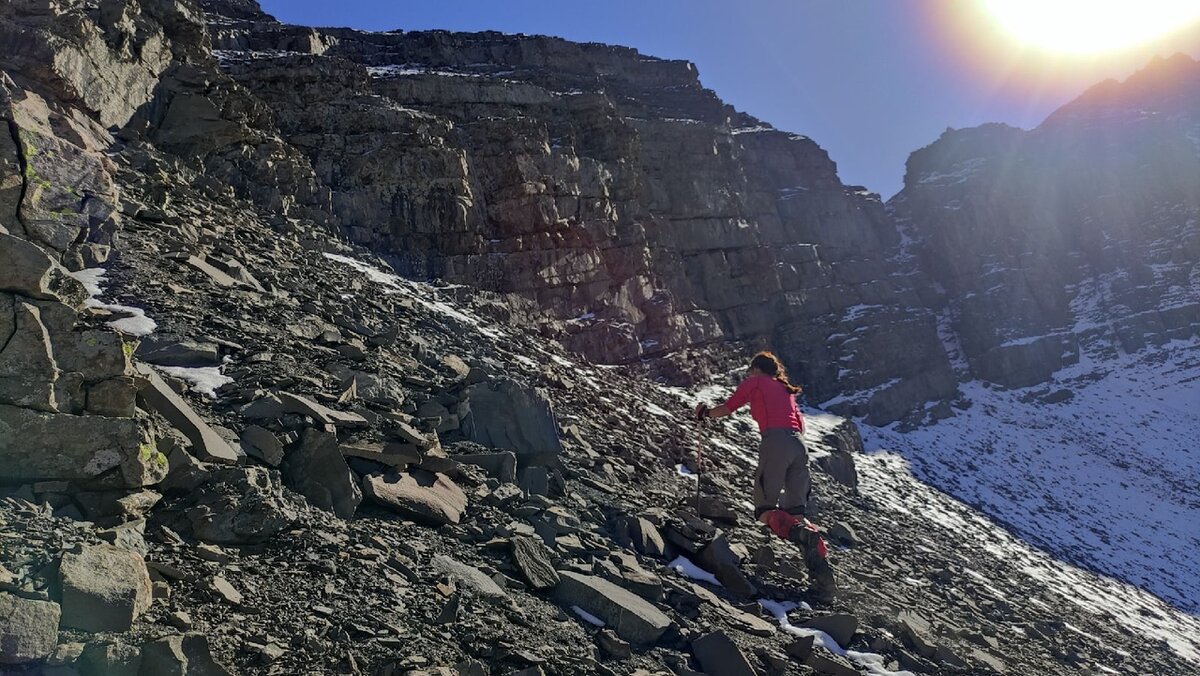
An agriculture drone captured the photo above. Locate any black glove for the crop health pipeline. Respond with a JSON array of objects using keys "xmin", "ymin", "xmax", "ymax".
[{"xmin": 694, "ymin": 403, "xmax": 710, "ymax": 421}]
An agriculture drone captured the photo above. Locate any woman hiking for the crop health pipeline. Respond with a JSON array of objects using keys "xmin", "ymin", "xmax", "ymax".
[{"xmin": 694, "ymin": 351, "xmax": 838, "ymax": 602}]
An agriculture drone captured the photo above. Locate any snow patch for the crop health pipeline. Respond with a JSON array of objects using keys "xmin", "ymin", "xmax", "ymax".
[
  {"xmin": 156, "ymin": 365, "xmax": 233, "ymax": 399},
  {"xmin": 571, "ymin": 606, "xmax": 605, "ymax": 627},
  {"xmin": 68, "ymin": 268, "xmax": 158, "ymax": 336},
  {"xmin": 668, "ymin": 556, "xmax": 721, "ymax": 586}
]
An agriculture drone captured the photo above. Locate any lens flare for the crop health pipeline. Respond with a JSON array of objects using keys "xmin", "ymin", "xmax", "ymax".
[{"xmin": 982, "ymin": 0, "xmax": 1200, "ymax": 55}]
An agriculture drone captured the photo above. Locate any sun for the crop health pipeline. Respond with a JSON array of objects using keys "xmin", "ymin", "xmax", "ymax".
[{"xmin": 982, "ymin": 0, "xmax": 1200, "ymax": 55}]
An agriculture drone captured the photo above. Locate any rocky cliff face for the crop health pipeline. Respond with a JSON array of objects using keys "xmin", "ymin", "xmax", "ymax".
[
  {"xmin": 184, "ymin": 0, "xmax": 958, "ymax": 424},
  {"xmin": 891, "ymin": 54, "xmax": 1200, "ymax": 389}
]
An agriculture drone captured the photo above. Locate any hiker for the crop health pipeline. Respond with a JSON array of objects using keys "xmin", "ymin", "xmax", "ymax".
[{"xmin": 694, "ymin": 351, "xmax": 838, "ymax": 602}]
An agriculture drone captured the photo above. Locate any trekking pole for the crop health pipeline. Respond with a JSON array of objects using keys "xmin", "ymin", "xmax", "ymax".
[{"xmin": 693, "ymin": 417, "xmax": 706, "ymax": 511}]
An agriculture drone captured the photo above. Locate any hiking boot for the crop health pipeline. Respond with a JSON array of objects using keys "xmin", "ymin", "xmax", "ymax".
[
  {"xmin": 787, "ymin": 519, "xmax": 839, "ymax": 603},
  {"xmin": 805, "ymin": 561, "xmax": 839, "ymax": 605}
]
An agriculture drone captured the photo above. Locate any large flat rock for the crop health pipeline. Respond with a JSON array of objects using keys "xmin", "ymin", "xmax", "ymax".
[
  {"xmin": 0, "ymin": 404, "xmax": 148, "ymax": 486},
  {"xmin": 361, "ymin": 469, "xmax": 467, "ymax": 526},
  {"xmin": 0, "ymin": 594, "xmax": 60, "ymax": 664},
  {"xmin": 555, "ymin": 571, "xmax": 673, "ymax": 647},
  {"xmin": 462, "ymin": 378, "xmax": 563, "ymax": 464},
  {"xmin": 135, "ymin": 364, "xmax": 238, "ymax": 464},
  {"xmin": 59, "ymin": 544, "xmax": 153, "ymax": 633},
  {"xmin": 282, "ymin": 428, "xmax": 362, "ymax": 519}
]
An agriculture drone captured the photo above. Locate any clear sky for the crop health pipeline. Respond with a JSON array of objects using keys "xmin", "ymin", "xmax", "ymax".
[{"xmin": 259, "ymin": 1, "xmax": 1200, "ymax": 198}]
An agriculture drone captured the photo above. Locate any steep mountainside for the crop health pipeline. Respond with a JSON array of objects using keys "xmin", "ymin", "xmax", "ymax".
[
  {"xmin": 891, "ymin": 54, "xmax": 1200, "ymax": 390},
  {"xmin": 1, "ymin": 1, "xmax": 1199, "ymax": 675},
  {"xmin": 886, "ymin": 54, "xmax": 1200, "ymax": 614},
  {"xmin": 183, "ymin": 0, "xmax": 957, "ymax": 425}
]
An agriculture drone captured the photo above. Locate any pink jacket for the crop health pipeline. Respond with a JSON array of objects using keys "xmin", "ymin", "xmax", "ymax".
[{"xmin": 723, "ymin": 375, "xmax": 804, "ymax": 433}]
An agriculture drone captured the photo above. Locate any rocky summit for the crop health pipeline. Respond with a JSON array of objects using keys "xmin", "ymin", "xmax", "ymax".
[{"xmin": 0, "ymin": 1, "xmax": 1198, "ymax": 676}]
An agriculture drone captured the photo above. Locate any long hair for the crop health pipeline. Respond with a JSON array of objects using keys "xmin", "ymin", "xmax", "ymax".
[{"xmin": 750, "ymin": 351, "xmax": 802, "ymax": 395}]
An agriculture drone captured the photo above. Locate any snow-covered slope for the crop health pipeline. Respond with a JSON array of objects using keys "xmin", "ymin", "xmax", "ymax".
[{"xmin": 862, "ymin": 336, "xmax": 1200, "ymax": 615}]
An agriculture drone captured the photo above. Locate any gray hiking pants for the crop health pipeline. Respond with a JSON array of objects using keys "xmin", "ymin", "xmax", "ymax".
[{"xmin": 753, "ymin": 428, "xmax": 810, "ymax": 518}]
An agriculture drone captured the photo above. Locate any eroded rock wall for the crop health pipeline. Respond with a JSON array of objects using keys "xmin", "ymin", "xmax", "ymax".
[
  {"xmin": 892, "ymin": 54, "xmax": 1200, "ymax": 389},
  {"xmin": 191, "ymin": 1, "xmax": 956, "ymax": 422}
]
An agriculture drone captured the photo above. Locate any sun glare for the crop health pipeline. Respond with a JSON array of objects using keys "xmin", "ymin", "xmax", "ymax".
[{"xmin": 982, "ymin": 0, "xmax": 1200, "ymax": 55}]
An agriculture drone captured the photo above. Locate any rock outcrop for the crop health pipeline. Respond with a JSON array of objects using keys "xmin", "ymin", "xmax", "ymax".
[
  {"xmin": 892, "ymin": 53, "xmax": 1200, "ymax": 390},
  {"xmin": 183, "ymin": 0, "xmax": 958, "ymax": 423}
]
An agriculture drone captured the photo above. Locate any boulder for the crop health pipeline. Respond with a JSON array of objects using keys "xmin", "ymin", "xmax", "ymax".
[
  {"xmin": 816, "ymin": 450, "xmax": 858, "ymax": 488},
  {"xmin": 0, "ymin": 232, "xmax": 88, "ymax": 305},
  {"xmin": 691, "ymin": 630, "xmax": 756, "ymax": 676},
  {"xmin": 0, "ymin": 298, "xmax": 58, "ymax": 411},
  {"xmin": 59, "ymin": 544, "xmax": 153, "ymax": 633},
  {"xmin": 0, "ymin": 594, "xmax": 60, "ymax": 664},
  {"xmin": 187, "ymin": 466, "xmax": 300, "ymax": 544},
  {"xmin": 805, "ymin": 651, "xmax": 861, "ymax": 676},
  {"xmin": 801, "ymin": 614, "xmax": 859, "ymax": 649},
  {"xmin": 430, "ymin": 555, "xmax": 508, "ymax": 602},
  {"xmin": 340, "ymin": 441, "xmax": 421, "ymax": 469},
  {"xmin": 278, "ymin": 391, "xmax": 368, "ymax": 429},
  {"xmin": 455, "ymin": 451, "xmax": 517, "ymax": 483},
  {"xmin": 136, "ymin": 335, "xmax": 221, "ymax": 367},
  {"xmin": 626, "ymin": 516, "xmax": 666, "ymax": 558},
  {"xmin": 0, "ymin": 404, "xmax": 149, "ymax": 487},
  {"xmin": 510, "ymin": 536, "xmax": 560, "ymax": 590},
  {"xmin": 697, "ymin": 532, "xmax": 756, "ymax": 598},
  {"xmin": 362, "ymin": 470, "xmax": 467, "ymax": 526},
  {"xmin": 134, "ymin": 365, "xmax": 238, "ymax": 464},
  {"xmin": 554, "ymin": 571, "xmax": 673, "ymax": 647},
  {"xmin": 80, "ymin": 640, "xmax": 142, "ymax": 676},
  {"xmin": 461, "ymin": 378, "xmax": 563, "ymax": 465},
  {"xmin": 86, "ymin": 376, "xmax": 138, "ymax": 417},
  {"xmin": 240, "ymin": 425, "xmax": 284, "ymax": 466},
  {"xmin": 282, "ymin": 428, "xmax": 362, "ymax": 519},
  {"xmin": 139, "ymin": 633, "xmax": 233, "ymax": 676},
  {"xmin": 897, "ymin": 610, "xmax": 938, "ymax": 658}
]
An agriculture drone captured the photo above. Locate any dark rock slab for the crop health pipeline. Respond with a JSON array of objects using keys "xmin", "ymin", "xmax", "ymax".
[
  {"xmin": 691, "ymin": 630, "xmax": 756, "ymax": 676},
  {"xmin": 362, "ymin": 469, "xmax": 467, "ymax": 526},
  {"xmin": 555, "ymin": 571, "xmax": 673, "ymax": 647}
]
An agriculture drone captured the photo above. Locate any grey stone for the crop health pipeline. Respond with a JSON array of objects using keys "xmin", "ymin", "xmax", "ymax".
[
  {"xmin": 86, "ymin": 377, "xmax": 138, "ymax": 417},
  {"xmin": 240, "ymin": 425, "xmax": 284, "ymax": 466},
  {"xmin": 206, "ymin": 576, "xmax": 242, "ymax": 605},
  {"xmin": 691, "ymin": 630, "xmax": 756, "ymax": 676},
  {"xmin": 187, "ymin": 466, "xmax": 300, "ymax": 544},
  {"xmin": 510, "ymin": 536, "xmax": 559, "ymax": 590},
  {"xmin": 628, "ymin": 516, "xmax": 666, "ymax": 558},
  {"xmin": 805, "ymin": 651, "xmax": 861, "ymax": 676},
  {"xmin": 555, "ymin": 571, "xmax": 673, "ymax": 647},
  {"xmin": 139, "ymin": 633, "xmax": 233, "ymax": 676},
  {"xmin": 278, "ymin": 391, "xmax": 368, "ymax": 429},
  {"xmin": 0, "ymin": 404, "xmax": 150, "ymax": 487},
  {"xmin": 455, "ymin": 451, "xmax": 517, "ymax": 483},
  {"xmin": 282, "ymin": 428, "xmax": 362, "ymax": 519},
  {"xmin": 0, "ymin": 232, "xmax": 88, "ymax": 305},
  {"xmin": 0, "ymin": 593, "xmax": 60, "ymax": 664},
  {"xmin": 136, "ymin": 335, "xmax": 221, "ymax": 367},
  {"xmin": 59, "ymin": 544, "xmax": 153, "ymax": 633},
  {"xmin": 801, "ymin": 614, "xmax": 859, "ymax": 649},
  {"xmin": 462, "ymin": 379, "xmax": 563, "ymax": 464},
  {"xmin": 898, "ymin": 610, "xmax": 937, "ymax": 659},
  {"xmin": 0, "ymin": 298, "xmax": 58, "ymax": 411},
  {"xmin": 697, "ymin": 533, "xmax": 756, "ymax": 599},
  {"xmin": 134, "ymin": 364, "xmax": 238, "ymax": 464},
  {"xmin": 340, "ymin": 441, "xmax": 421, "ymax": 469},
  {"xmin": 362, "ymin": 470, "xmax": 467, "ymax": 526},
  {"xmin": 80, "ymin": 640, "xmax": 142, "ymax": 676},
  {"xmin": 827, "ymin": 522, "xmax": 859, "ymax": 548},
  {"xmin": 430, "ymin": 555, "xmax": 508, "ymax": 602}
]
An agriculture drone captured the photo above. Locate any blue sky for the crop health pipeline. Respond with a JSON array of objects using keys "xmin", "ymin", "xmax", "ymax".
[{"xmin": 259, "ymin": 1, "xmax": 1200, "ymax": 198}]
